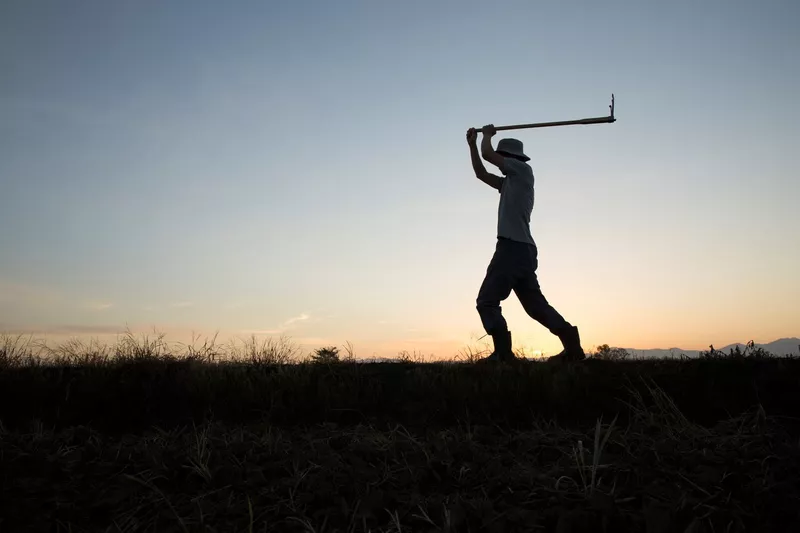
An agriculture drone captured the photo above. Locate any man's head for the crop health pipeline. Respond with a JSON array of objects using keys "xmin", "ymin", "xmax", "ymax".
[{"xmin": 496, "ymin": 138, "xmax": 530, "ymax": 162}]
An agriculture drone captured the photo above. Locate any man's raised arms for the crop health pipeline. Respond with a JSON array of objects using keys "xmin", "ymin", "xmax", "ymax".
[
  {"xmin": 467, "ymin": 127, "xmax": 503, "ymax": 191},
  {"xmin": 479, "ymin": 124, "xmax": 506, "ymax": 171}
]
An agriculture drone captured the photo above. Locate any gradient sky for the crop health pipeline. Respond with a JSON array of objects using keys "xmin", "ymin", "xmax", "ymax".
[{"xmin": 1, "ymin": 0, "xmax": 798, "ymax": 358}]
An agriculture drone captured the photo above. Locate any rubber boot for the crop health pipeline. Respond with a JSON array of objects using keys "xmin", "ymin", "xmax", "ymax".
[
  {"xmin": 482, "ymin": 330, "xmax": 515, "ymax": 363},
  {"xmin": 548, "ymin": 325, "xmax": 586, "ymax": 362}
]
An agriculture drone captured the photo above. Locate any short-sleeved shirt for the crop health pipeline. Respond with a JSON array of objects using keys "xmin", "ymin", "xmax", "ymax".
[{"xmin": 497, "ymin": 157, "xmax": 535, "ymax": 245}]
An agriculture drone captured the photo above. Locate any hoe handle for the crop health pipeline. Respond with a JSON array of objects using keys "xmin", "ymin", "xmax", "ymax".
[
  {"xmin": 491, "ymin": 116, "xmax": 615, "ymax": 131},
  {"xmin": 477, "ymin": 94, "xmax": 616, "ymax": 132}
]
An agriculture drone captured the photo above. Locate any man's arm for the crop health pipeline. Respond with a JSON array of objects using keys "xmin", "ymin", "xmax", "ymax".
[
  {"xmin": 480, "ymin": 124, "xmax": 506, "ymax": 171},
  {"xmin": 467, "ymin": 128, "xmax": 503, "ymax": 190}
]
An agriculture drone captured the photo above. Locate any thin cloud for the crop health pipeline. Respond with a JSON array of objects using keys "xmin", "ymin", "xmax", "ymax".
[
  {"xmin": 86, "ymin": 301, "xmax": 113, "ymax": 311},
  {"xmin": 240, "ymin": 313, "xmax": 312, "ymax": 337},
  {"xmin": 282, "ymin": 313, "xmax": 310, "ymax": 328}
]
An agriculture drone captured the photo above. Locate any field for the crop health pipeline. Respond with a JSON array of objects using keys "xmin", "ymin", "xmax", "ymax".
[{"xmin": 1, "ymin": 334, "xmax": 799, "ymax": 532}]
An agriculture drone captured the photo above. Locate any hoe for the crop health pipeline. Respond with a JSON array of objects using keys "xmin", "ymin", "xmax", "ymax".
[{"xmin": 474, "ymin": 94, "xmax": 616, "ymax": 131}]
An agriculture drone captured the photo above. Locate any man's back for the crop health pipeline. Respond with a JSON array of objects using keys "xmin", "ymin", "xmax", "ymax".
[{"xmin": 497, "ymin": 157, "xmax": 535, "ymax": 245}]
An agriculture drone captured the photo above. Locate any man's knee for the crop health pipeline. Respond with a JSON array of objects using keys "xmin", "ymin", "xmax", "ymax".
[
  {"xmin": 476, "ymin": 296, "xmax": 499, "ymax": 311},
  {"xmin": 476, "ymin": 304, "xmax": 507, "ymax": 335},
  {"xmin": 476, "ymin": 298, "xmax": 502, "ymax": 326}
]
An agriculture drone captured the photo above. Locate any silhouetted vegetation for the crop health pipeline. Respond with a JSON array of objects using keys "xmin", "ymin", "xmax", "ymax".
[
  {"xmin": 312, "ymin": 345, "xmax": 341, "ymax": 364},
  {"xmin": 590, "ymin": 344, "xmax": 631, "ymax": 361},
  {"xmin": 1, "ymin": 332, "xmax": 798, "ymax": 531},
  {"xmin": 701, "ymin": 340, "xmax": 776, "ymax": 360}
]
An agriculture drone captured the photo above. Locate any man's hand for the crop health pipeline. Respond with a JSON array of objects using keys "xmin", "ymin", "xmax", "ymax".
[
  {"xmin": 469, "ymin": 127, "xmax": 502, "ymax": 190},
  {"xmin": 480, "ymin": 124, "xmax": 504, "ymax": 170}
]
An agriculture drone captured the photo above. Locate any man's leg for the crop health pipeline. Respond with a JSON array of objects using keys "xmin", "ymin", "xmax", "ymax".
[
  {"xmin": 513, "ymin": 273, "xmax": 572, "ymax": 333},
  {"xmin": 514, "ymin": 246, "xmax": 585, "ymax": 360},
  {"xmin": 476, "ymin": 242, "xmax": 515, "ymax": 361}
]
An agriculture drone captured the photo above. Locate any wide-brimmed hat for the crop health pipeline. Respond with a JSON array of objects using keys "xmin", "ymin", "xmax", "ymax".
[{"xmin": 496, "ymin": 138, "xmax": 530, "ymax": 162}]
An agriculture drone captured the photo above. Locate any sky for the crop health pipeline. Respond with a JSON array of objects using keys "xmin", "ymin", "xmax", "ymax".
[{"xmin": 1, "ymin": 0, "xmax": 798, "ymax": 359}]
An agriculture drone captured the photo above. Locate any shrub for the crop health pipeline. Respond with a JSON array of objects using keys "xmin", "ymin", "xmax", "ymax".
[
  {"xmin": 311, "ymin": 346, "xmax": 340, "ymax": 364},
  {"xmin": 592, "ymin": 344, "xmax": 630, "ymax": 361}
]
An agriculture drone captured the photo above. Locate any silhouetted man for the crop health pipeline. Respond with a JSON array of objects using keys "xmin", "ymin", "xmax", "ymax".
[{"xmin": 467, "ymin": 125, "xmax": 585, "ymax": 362}]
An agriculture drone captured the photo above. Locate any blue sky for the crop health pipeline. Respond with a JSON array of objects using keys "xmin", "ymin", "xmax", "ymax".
[{"xmin": 1, "ymin": 1, "xmax": 798, "ymax": 357}]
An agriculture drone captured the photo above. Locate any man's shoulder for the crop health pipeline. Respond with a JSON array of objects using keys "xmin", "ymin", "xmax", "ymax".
[{"xmin": 503, "ymin": 157, "xmax": 533, "ymax": 176}]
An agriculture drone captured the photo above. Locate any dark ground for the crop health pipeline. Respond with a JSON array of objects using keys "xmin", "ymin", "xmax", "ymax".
[{"xmin": 1, "ymin": 355, "xmax": 799, "ymax": 532}]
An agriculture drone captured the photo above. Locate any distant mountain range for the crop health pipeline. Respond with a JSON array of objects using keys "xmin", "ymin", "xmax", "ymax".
[{"xmin": 625, "ymin": 338, "xmax": 800, "ymax": 359}]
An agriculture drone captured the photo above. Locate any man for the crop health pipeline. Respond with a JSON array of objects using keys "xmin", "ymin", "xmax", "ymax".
[{"xmin": 467, "ymin": 125, "xmax": 585, "ymax": 362}]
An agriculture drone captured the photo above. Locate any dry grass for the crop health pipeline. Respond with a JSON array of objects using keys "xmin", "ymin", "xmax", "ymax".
[
  {"xmin": 2, "ymin": 394, "xmax": 797, "ymax": 532},
  {"xmin": 1, "ymin": 332, "xmax": 799, "ymax": 531}
]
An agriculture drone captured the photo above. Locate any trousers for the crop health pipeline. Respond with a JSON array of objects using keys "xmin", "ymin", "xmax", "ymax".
[{"xmin": 476, "ymin": 237, "xmax": 572, "ymax": 336}]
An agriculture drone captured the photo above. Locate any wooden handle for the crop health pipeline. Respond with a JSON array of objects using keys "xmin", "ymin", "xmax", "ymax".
[
  {"xmin": 475, "ymin": 94, "xmax": 616, "ymax": 132},
  {"xmin": 488, "ymin": 116, "xmax": 615, "ymax": 132}
]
